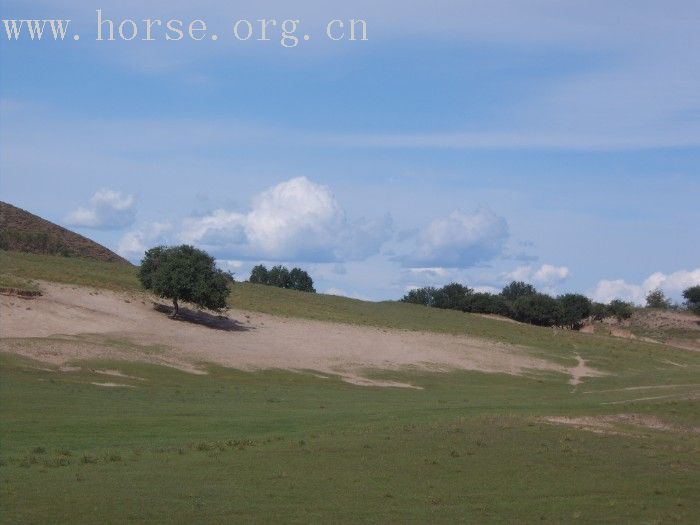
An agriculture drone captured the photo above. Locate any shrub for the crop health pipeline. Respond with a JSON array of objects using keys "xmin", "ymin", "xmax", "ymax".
[
  {"xmin": 248, "ymin": 264, "xmax": 315, "ymax": 292},
  {"xmin": 432, "ymin": 283, "xmax": 472, "ymax": 310},
  {"xmin": 401, "ymin": 287, "xmax": 437, "ymax": 307},
  {"xmin": 557, "ymin": 293, "xmax": 592, "ymax": 330},
  {"xmin": 607, "ymin": 299, "xmax": 634, "ymax": 322},
  {"xmin": 139, "ymin": 245, "xmax": 230, "ymax": 318},
  {"xmin": 511, "ymin": 293, "xmax": 562, "ymax": 327},
  {"xmin": 462, "ymin": 292, "xmax": 511, "ymax": 316}
]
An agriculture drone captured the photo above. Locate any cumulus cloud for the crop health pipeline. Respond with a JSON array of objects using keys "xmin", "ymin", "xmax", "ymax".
[
  {"xmin": 117, "ymin": 222, "xmax": 172, "ymax": 261},
  {"xmin": 503, "ymin": 264, "xmax": 571, "ymax": 290},
  {"xmin": 591, "ymin": 268, "xmax": 700, "ymax": 305},
  {"xmin": 66, "ymin": 189, "xmax": 135, "ymax": 230},
  {"xmin": 180, "ymin": 177, "xmax": 391, "ymax": 262},
  {"xmin": 399, "ymin": 207, "xmax": 508, "ymax": 268}
]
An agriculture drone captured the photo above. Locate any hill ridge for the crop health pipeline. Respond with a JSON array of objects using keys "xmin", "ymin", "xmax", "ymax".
[{"xmin": 0, "ymin": 201, "xmax": 130, "ymax": 264}]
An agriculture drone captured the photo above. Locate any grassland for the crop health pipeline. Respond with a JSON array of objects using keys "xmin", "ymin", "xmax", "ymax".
[{"xmin": 1, "ymin": 249, "xmax": 699, "ymax": 523}]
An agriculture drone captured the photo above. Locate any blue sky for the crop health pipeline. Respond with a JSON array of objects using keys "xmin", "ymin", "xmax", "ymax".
[{"xmin": 1, "ymin": 1, "xmax": 699, "ymax": 302}]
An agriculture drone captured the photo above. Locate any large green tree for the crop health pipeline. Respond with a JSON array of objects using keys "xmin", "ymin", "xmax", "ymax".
[
  {"xmin": 501, "ymin": 281, "xmax": 537, "ymax": 302},
  {"xmin": 557, "ymin": 293, "xmax": 592, "ymax": 330},
  {"xmin": 139, "ymin": 245, "xmax": 230, "ymax": 318}
]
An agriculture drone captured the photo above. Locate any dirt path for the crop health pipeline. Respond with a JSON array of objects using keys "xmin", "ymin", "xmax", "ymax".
[{"xmin": 1, "ymin": 282, "xmax": 600, "ymax": 388}]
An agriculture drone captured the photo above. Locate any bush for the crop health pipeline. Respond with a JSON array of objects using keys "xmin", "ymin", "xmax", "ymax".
[
  {"xmin": 607, "ymin": 299, "xmax": 634, "ymax": 322},
  {"xmin": 511, "ymin": 293, "xmax": 562, "ymax": 327},
  {"xmin": 401, "ymin": 287, "xmax": 437, "ymax": 307},
  {"xmin": 645, "ymin": 289, "xmax": 671, "ymax": 309},
  {"xmin": 682, "ymin": 285, "xmax": 700, "ymax": 315},
  {"xmin": 462, "ymin": 292, "xmax": 511, "ymax": 316},
  {"xmin": 248, "ymin": 264, "xmax": 315, "ymax": 293},
  {"xmin": 139, "ymin": 245, "xmax": 230, "ymax": 318},
  {"xmin": 557, "ymin": 293, "xmax": 592, "ymax": 330},
  {"xmin": 432, "ymin": 283, "xmax": 472, "ymax": 310}
]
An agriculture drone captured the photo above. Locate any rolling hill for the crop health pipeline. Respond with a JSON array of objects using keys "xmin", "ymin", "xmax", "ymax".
[{"xmin": 0, "ymin": 201, "xmax": 129, "ymax": 264}]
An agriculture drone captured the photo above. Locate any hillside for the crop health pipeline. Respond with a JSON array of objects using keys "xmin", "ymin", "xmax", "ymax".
[
  {"xmin": 0, "ymin": 201, "xmax": 129, "ymax": 264},
  {"xmin": 1, "ymin": 250, "xmax": 699, "ymax": 523}
]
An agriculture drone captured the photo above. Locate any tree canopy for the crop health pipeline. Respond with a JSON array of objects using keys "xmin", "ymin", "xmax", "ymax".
[
  {"xmin": 248, "ymin": 264, "xmax": 315, "ymax": 293},
  {"xmin": 645, "ymin": 289, "xmax": 671, "ymax": 309},
  {"xmin": 139, "ymin": 245, "xmax": 230, "ymax": 318},
  {"xmin": 683, "ymin": 285, "xmax": 700, "ymax": 315}
]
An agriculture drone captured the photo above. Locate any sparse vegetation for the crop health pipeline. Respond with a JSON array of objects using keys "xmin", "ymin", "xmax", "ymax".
[{"xmin": 1, "ymin": 250, "xmax": 699, "ymax": 522}]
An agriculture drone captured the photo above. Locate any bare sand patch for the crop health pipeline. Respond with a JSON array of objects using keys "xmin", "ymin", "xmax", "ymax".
[
  {"xmin": 569, "ymin": 354, "xmax": 604, "ymax": 386},
  {"xmin": 1, "ymin": 282, "xmax": 603, "ymax": 388},
  {"xmin": 90, "ymin": 382, "xmax": 134, "ymax": 388},
  {"xmin": 93, "ymin": 369, "xmax": 145, "ymax": 381},
  {"xmin": 543, "ymin": 414, "xmax": 699, "ymax": 435}
]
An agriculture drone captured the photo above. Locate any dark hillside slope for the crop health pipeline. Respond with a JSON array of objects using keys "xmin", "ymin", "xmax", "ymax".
[{"xmin": 0, "ymin": 201, "xmax": 129, "ymax": 264}]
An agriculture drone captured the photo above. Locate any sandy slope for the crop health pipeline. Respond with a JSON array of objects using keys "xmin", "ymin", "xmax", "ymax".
[{"xmin": 0, "ymin": 282, "xmax": 601, "ymax": 387}]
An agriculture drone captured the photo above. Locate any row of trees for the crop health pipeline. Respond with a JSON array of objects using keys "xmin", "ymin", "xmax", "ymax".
[
  {"xmin": 402, "ymin": 281, "xmax": 635, "ymax": 329},
  {"xmin": 646, "ymin": 287, "xmax": 700, "ymax": 314},
  {"xmin": 249, "ymin": 264, "xmax": 316, "ymax": 293}
]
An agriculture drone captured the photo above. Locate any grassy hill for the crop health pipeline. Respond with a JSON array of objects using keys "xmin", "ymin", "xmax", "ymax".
[
  {"xmin": 1, "ymin": 250, "xmax": 699, "ymax": 523},
  {"xmin": 0, "ymin": 201, "xmax": 130, "ymax": 264}
]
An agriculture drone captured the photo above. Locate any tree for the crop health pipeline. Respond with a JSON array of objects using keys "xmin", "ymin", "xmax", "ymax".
[
  {"xmin": 139, "ymin": 245, "xmax": 229, "ymax": 318},
  {"xmin": 591, "ymin": 302, "xmax": 608, "ymax": 321},
  {"xmin": 249, "ymin": 264, "xmax": 269, "ymax": 284},
  {"xmin": 462, "ymin": 292, "xmax": 511, "ymax": 316},
  {"xmin": 501, "ymin": 281, "xmax": 537, "ymax": 302},
  {"xmin": 557, "ymin": 293, "xmax": 592, "ymax": 330},
  {"xmin": 401, "ymin": 287, "xmax": 437, "ymax": 307},
  {"xmin": 645, "ymin": 289, "xmax": 671, "ymax": 309},
  {"xmin": 511, "ymin": 293, "xmax": 562, "ymax": 327},
  {"xmin": 607, "ymin": 299, "xmax": 634, "ymax": 322},
  {"xmin": 432, "ymin": 283, "xmax": 472, "ymax": 310},
  {"xmin": 267, "ymin": 265, "xmax": 291, "ymax": 288},
  {"xmin": 683, "ymin": 285, "xmax": 700, "ymax": 315},
  {"xmin": 289, "ymin": 267, "xmax": 315, "ymax": 293}
]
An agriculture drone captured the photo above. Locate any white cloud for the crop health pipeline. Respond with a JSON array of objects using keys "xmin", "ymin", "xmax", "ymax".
[
  {"xmin": 503, "ymin": 264, "xmax": 570, "ymax": 290},
  {"xmin": 181, "ymin": 177, "xmax": 391, "ymax": 262},
  {"xmin": 117, "ymin": 221, "xmax": 171, "ymax": 261},
  {"xmin": 66, "ymin": 189, "xmax": 135, "ymax": 230},
  {"xmin": 590, "ymin": 268, "xmax": 700, "ymax": 305},
  {"xmin": 399, "ymin": 207, "xmax": 508, "ymax": 268}
]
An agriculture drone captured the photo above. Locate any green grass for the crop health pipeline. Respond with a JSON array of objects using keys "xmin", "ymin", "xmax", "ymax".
[
  {"xmin": 0, "ymin": 274, "xmax": 40, "ymax": 293},
  {"xmin": 0, "ymin": 250, "xmax": 690, "ymax": 357},
  {"xmin": 1, "ymin": 352, "xmax": 698, "ymax": 524},
  {"xmin": 1, "ymin": 249, "xmax": 699, "ymax": 522},
  {"xmin": 0, "ymin": 250, "xmax": 139, "ymax": 291}
]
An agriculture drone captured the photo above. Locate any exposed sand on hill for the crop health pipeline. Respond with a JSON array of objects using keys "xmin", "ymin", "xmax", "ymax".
[
  {"xmin": 542, "ymin": 414, "xmax": 700, "ymax": 435},
  {"xmin": 1, "ymin": 282, "xmax": 602, "ymax": 388}
]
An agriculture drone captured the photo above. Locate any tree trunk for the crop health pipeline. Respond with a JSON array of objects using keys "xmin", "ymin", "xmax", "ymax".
[{"xmin": 171, "ymin": 298, "xmax": 179, "ymax": 318}]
